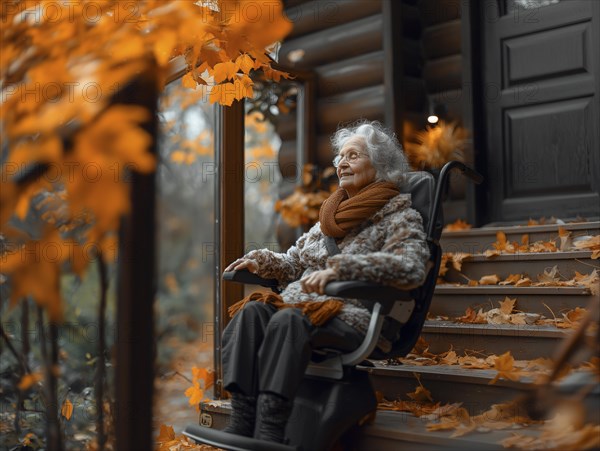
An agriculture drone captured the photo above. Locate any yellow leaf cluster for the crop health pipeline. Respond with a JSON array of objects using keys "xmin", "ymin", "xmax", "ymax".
[
  {"xmin": 404, "ymin": 121, "xmax": 469, "ymax": 170},
  {"xmin": 443, "ymin": 219, "xmax": 472, "ymax": 232},
  {"xmin": 275, "ymin": 189, "xmax": 331, "ymax": 228},
  {"xmin": 2, "ymin": 0, "xmax": 291, "ymax": 322}
]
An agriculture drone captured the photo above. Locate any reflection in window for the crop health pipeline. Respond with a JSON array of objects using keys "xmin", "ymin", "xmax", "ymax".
[
  {"xmin": 244, "ymin": 111, "xmax": 282, "ymax": 256},
  {"xmin": 154, "ymin": 81, "xmax": 215, "ymax": 431},
  {"xmin": 512, "ymin": 0, "xmax": 560, "ymax": 9}
]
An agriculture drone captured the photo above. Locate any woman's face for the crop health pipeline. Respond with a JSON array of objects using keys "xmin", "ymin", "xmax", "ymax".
[{"xmin": 335, "ymin": 136, "xmax": 377, "ymax": 197}]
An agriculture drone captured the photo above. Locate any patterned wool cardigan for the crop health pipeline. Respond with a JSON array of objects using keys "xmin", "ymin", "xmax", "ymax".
[{"xmin": 244, "ymin": 192, "xmax": 430, "ymax": 350}]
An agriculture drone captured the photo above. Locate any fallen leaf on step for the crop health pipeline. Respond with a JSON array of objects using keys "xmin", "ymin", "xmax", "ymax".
[
  {"xmin": 573, "ymin": 235, "xmax": 600, "ymax": 258},
  {"xmin": 499, "ymin": 297, "xmax": 517, "ymax": 315},
  {"xmin": 407, "ymin": 374, "xmax": 433, "ymax": 403},
  {"xmin": 499, "ymin": 274, "xmax": 523, "ymax": 285},
  {"xmin": 515, "ymin": 277, "xmax": 532, "ymax": 287},
  {"xmin": 479, "ymin": 274, "xmax": 500, "ymax": 285},
  {"xmin": 574, "ymin": 270, "xmax": 599, "ymax": 295},
  {"xmin": 537, "ymin": 265, "xmax": 561, "ymax": 284},
  {"xmin": 440, "ymin": 350, "xmax": 459, "ymax": 365},
  {"xmin": 459, "ymin": 355, "xmax": 491, "ymax": 369},
  {"xmin": 456, "ymin": 307, "xmax": 487, "ymax": 324},
  {"xmin": 490, "ymin": 352, "xmax": 523, "ymax": 384},
  {"xmin": 558, "ymin": 226, "xmax": 572, "ymax": 251}
]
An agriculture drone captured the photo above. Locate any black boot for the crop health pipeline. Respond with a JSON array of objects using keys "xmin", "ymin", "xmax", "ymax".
[
  {"xmin": 223, "ymin": 392, "xmax": 257, "ymax": 437},
  {"xmin": 254, "ymin": 392, "xmax": 293, "ymax": 443}
]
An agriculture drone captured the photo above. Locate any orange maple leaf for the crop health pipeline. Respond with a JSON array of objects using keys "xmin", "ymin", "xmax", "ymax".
[{"xmin": 490, "ymin": 351, "xmax": 522, "ymax": 384}]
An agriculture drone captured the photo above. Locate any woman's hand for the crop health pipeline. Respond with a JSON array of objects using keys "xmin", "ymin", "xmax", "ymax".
[
  {"xmin": 224, "ymin": 258, "xmax": 258, "ymax": 273},
  {"xmin": 300, "ymin": 268, "xmax": 338, "ymax": 295}
]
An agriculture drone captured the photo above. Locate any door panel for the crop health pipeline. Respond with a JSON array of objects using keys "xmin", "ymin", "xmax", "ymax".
[{"xmin": 482, "ymin": 0, "xmax": 600, "ymax": 222}]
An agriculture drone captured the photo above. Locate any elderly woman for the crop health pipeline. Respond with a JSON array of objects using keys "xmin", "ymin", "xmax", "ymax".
[{"xmin": 221, "ymin": 120, "xmax": 429, "ymax": 443}]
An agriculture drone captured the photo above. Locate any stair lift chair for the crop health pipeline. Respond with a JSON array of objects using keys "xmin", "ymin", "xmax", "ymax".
[{"xmin": 184, "ymin": 161, "xmax": 483, "ymax": 451}]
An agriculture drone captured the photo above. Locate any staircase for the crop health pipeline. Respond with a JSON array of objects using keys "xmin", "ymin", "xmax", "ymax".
[
  {"xmin": 356, "ymin": 221, "xmax": 600, "ymax": 450},
  {"xmin": 196, "ymin": 222, "xmax": 599, "ymax": 450}
]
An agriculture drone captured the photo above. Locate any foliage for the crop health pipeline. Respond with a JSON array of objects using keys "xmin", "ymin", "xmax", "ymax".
[
  {"xmin": 0, "ymin": 1, "xmax": 292, "ymax": 449},
  {"xmin": 275, "ymin": 164, "xmax": 338, "ymax": 228},
  {"xmin": 1, "ymin": 0, "xmax": 292, "ymax": 320}
]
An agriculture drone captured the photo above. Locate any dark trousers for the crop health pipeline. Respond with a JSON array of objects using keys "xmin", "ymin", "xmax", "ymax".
[{"xmin": 222, "ymin": 302, "xmax": 364, "ymax": 400}]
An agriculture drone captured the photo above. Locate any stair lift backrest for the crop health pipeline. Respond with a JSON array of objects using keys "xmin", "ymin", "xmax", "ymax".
[{"xmin": 399, "ymin": 171, "xmax": 443, "ymax": 242}]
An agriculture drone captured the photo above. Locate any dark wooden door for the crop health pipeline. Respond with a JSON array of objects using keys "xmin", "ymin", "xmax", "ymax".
[{"xmin": 480, "ymin": 0, "xmax": 600, "ymax": 223}]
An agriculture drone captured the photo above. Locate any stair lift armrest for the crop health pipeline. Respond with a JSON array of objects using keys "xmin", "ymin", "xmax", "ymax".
[
  {"xmin": 222, "ymin": 270, "xmax": 280, "ymax": 291},
  {"xmin": 324, "ymin": 280, "xmax": 417, "ymax": 315}
]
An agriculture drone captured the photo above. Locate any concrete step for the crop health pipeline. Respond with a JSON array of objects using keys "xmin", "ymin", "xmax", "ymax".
[
  {"xmin": 430, "ymin": 285, "xmax": 595, "ymax": 318},
  {"xmin": 353, "ymin": 410, "xmax": 543, "ymax": 450},
  {"xmin": 440, "ymin": 221, "xmax": 600, "ymax": 254},
  {"xmin": 441, "ymin": 251, "xmax": 597, "ymax": 284},
  {"xmin": 421, "ymin": 321, "xmax": 567, "ymax": 359},
  {"xmin": 360, "ymin": 362, "xmax": 530, "ymax": 413}
]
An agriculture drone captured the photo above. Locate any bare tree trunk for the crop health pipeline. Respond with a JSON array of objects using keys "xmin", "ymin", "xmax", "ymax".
[
  {"xmin": 96, "ymin": 255, "xmax": 108, "ymax": 451},
  {"xmin": 38, "ymin": 306, "xmax": 62, "ymax": 451},
  {"xmin": 15, "ymin": 298, "xmax": 31, "ymax": 434}
]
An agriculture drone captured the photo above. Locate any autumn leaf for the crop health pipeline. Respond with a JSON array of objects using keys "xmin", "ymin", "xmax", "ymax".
[
  {"xmin": 61, "ymin": 398, "xmax": 73, "ymax": 420},
  {"xmin": 443, "ymin": 219, "xmax": 472, "ymax": 231},
  {"xmin": 493, "ymin": 231, "xmax": 508, "ymax": 251},
  {"xmin": 213, "ymin": 61, "xmax": 239, "ymax": 83},
  {"xmin": 490, "ymin": 351, "xmax": 522, "ymax": 384},
  {"xmin": 407, "ymin": 374, "xmax": 433, "ymax": 403},
  {"xmin": 558, "ymin": 226, "xmax": 572, "ymax": 251},
  {"xmin": 209, "ymin": 82, "xmax": 236, "ymax": 106},
  {"xmin": 573, "ymin": 235, "xmax": 600, "ymax": 256},
  {"xmin": 574, "ymin": 270, "xmax": 599, "ymax": 295},
  {"xmin": 499, "ymin": 274, "xmax": 523, "ymax": 285},
  {"xmin": 440, "ymin": 350, "xmax": 458, "ymax": 365},
  {"xmin": 153, "ymin": 31, "xmax": 177, "ymax": 66},
  {"xmin": 479, "ymin": 274, "xmax": 500, "ymax": 285},
  {"xmin": 185, "ymin": 380, "xmax": 204, "ymax": 406},
  {"xmin": 157, "ymin": 424, "xmax": 176, "ymax": 442},
  {"xmin": 499, "ymin": 297, "xmax": 516, "ymax": 315},
  {"xmin": 182, "ymin": 72, "xmax": 197, "ymax": 89},
  {"xmin": 17, "ymin": 372, "xmax": 42, "ymax": 391},
  {"xmin": 537, "ymin": 265, "xmax": 561, "ymax": 284},
  {"xmin": 236, "ymin": 53, "xmax": 255, "ymax": 74}
]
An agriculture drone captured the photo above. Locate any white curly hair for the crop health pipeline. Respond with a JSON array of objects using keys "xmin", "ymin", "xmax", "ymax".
[{"xmin": 331, "ymin": 120, "xmax": 409, "ymax": 185}]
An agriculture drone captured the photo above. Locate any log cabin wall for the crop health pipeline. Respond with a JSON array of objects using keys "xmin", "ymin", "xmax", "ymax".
[
  {"xmin": 279, "ymin": 0, "xmax": 424, "ymax": 172},
  {"xmin": 419, "ymin": 0, "xmax": 472, "ymax": 222},
  {"xmin": 276, "ymin": 0, "xmax": 470, "ymax": 231}
]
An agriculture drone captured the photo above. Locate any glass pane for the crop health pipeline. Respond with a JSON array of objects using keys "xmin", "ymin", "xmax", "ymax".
[
  {"xmin": 244, "ymin": 111, "xmax": 282, "ymax": 261},
  {"xmin": 153, "ymin": 81, "xmax": 215, "ymax": 435}
]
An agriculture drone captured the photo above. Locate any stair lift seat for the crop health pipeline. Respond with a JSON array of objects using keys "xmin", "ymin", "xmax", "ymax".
[{"xmin": 184, "ymin": 161, "xmax": 483, "ymax": 450}]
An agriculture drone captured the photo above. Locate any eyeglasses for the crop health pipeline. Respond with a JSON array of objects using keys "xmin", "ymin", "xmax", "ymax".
[{"xmin": 332, "ymin": 150, "xmax": 367, "ymax": 168}]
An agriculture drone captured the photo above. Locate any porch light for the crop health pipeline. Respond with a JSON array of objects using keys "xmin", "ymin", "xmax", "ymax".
[{"xmin": 427, "ymin": 114, "xmax": 439, "ymax": 124}]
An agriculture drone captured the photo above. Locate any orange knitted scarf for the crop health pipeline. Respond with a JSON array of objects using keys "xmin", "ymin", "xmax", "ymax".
[
  {"xmin": 228, "ymin": 291, "xmax": 344, "ymax": 326},
  {"xmin": 319, "ymin": 181, "xmax": 400, "ymax": 238},
  {"xmin": 228, "ymin": 181, "xmax": 400, "ymax": 326}
]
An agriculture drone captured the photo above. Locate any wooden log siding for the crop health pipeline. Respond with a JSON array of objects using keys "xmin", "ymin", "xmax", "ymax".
[
  {"xmin": 286, "ymin": 0, "xmax": 382, "ymax": 39},
  {"xmin": 318, "ymin": 85, "xmax": 386, "ymax": 134},
  {"xmin": 315, "ymin": 51, "xmax": 385, "ymax": 97},
  {"xmin": 419, "ymin": 0, "xmax": 461, "ymax": 26},
  {"xmin": 423, "ymin": 54, "xmax": 463, "ymax": 94},
  {"xmin": 280, "ymin": 14, "xmax": 383, "ymax": 69},
  {"xmin": 275, "ymin": 0, "xmax": 428, "ymax": 222},
  {"xmin": 423, "ymin": 19, "xmax": 462, "ymax": 60}
]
